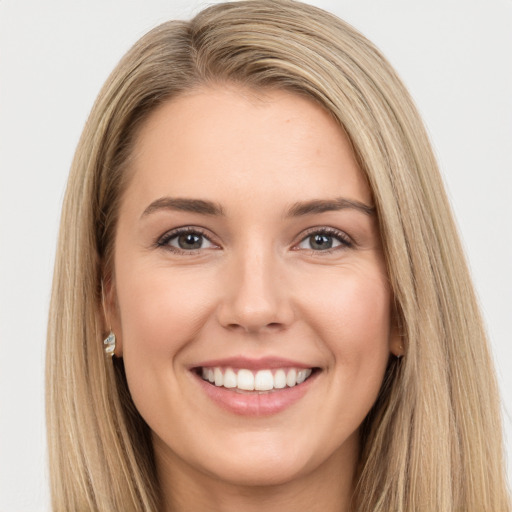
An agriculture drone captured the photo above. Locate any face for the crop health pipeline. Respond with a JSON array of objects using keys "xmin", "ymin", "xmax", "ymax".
[{"xmin": 110, "ymin": 85, "xmax": 400, "ymax": 491}]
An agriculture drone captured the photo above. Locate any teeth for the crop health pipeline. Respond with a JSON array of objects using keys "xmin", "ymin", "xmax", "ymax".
[
  {"xmin": 237, "ymin": 369, "xmax": 255, "ymax": 391},
  {"xmin": 223, "ymin": 368, "xmax": 237, "ymax": 388},
  {"xmin": 199, "ymin": 367, "xmax": 313, "ymax": 391},
  {"xmin": 296, "ymin": 370, "xmax": 307, "ymax": 384},
  {"xmin": 286, "ymin": 368, "xmax": 297, "ymax": 387},
  {"xmin": 274, "ymin": 369, "xmax": 287, "ymax": 389},
  {"xmin": 254, "ymin": 370, "xmax": 273, "ymax": 391}
]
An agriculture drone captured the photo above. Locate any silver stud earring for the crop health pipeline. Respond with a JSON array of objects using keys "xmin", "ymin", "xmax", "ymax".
[{"xmin": 103, "ymin": 331, "xmax": 116, "ymax": 357}]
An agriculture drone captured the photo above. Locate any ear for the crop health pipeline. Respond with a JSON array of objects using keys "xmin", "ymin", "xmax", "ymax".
[
  {"xmin": 389, "ymin": 304, "xmax": 405, "ymax": 358},
  {"xmin": 102, "ymin": 274, "xmax": 123, "ymax": 357}
]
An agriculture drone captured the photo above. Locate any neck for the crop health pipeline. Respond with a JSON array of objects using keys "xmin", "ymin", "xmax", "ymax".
[{"xmin": 155, "ymin": 434, "xmax": 358, "ymax": 512}]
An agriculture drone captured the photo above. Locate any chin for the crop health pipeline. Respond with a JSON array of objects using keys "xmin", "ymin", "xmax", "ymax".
[
  {"xmin": 202, "ymin": 451, "xmax": 311, "ymax": 488},
  {"xmin": 192, "ymin": 428, "xmax": 351, "ymax": 489}
]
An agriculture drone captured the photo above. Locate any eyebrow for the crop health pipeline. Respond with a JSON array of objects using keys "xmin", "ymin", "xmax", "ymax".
[
  {"xmin": 141, "ymin": 197, "xmax": 225, "ymax": 218},
  {"xmin": 286, "ymin": 197, "xmax": 375, "ymax": 217},
  {"xmin": 140, "ymin": 196, "xmax": 375, "ymax": 219}
]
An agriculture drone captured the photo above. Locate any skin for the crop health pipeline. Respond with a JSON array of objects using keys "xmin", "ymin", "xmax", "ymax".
[{"xmin": 109, "ymin": 85, "xmax": 401, "ymax": 512}]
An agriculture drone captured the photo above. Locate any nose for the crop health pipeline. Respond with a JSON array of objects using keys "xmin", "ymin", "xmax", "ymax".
[{"xmin": 216, "ymin": 248, "xmax": 294, "ymax": 334}]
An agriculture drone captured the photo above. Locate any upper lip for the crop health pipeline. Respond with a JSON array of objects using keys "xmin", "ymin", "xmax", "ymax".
[{"xmin": 191, "ymin": 356, "xmax": 316, "ymax": 371}]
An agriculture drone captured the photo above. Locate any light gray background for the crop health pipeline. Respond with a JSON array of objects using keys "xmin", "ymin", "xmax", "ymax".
[{"xmin": 1, "ymin": 0, "xmax": 511, "ymax": 510}]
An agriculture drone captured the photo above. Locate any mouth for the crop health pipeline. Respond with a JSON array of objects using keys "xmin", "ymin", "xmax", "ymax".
[
  {"xmin": 195, "ymin": 366, "xmax": 318, "ymax": 393},
  {"xmin": 190, "ymin": 357, "xmax": 321, "ymax": 416}
]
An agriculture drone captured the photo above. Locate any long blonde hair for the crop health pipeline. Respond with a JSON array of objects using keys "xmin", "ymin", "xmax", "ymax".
[{"xmin": 46, "ymin": 1, "xmax": 510, "ymax": 510}]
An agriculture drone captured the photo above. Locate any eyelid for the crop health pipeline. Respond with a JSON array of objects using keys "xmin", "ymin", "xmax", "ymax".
[
  {"xmin": 293, "ymin": 226, "xmax": 353, "ymax": 251},
  {"xmin": 155, "ymin": 225, "xmax": 353, "ymax": 254},
  {"xmin": 156, "ymin": 226, "xmax": 220, "ymax": 253}
]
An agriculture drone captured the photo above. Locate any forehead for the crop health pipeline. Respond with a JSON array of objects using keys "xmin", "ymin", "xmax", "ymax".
[{"xmin": 124, "ymin": 85, "xmax": 372, "ymax": 212}]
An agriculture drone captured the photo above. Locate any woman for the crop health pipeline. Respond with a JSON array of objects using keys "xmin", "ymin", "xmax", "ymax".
[{"xmin": 46, "ymin": 0, "xmax": 511, "ymax": 510}]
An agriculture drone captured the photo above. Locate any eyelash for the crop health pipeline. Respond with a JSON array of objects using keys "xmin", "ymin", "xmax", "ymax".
[
  {"xmin": 156, "ymin": 227, "xmax": 216, "ymax": 254},
  {"xmin": 156, "ymin": 226, "xmax": 353, "ymax": 255},
  {"xmin": 295, "ymin": 227, "xmax": 353, "ymax": 254}
]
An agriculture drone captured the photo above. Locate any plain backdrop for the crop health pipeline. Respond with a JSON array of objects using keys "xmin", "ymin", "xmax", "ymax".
[{"xmin": 1, "ymin": 0, "xmax": 511, "ymax": 510}]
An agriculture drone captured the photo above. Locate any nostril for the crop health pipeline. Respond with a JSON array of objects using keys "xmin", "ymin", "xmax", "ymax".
[
  {"xmin": 216, "ymin": 288, "xmax": 295, "ymax": 333},
  {"xmin": 223, "ymin": 321, "xmax": 285, "ymax": 334},
  {"xmin": 225, "ymin": 323, "xmax": 246, "ymax": 332}
]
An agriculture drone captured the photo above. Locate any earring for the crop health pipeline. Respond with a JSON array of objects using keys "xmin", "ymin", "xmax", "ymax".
[
  {"xmin": 103, "ymin": 331, "xmax": 116, "ymax": 357},
  {"xmin": 397, "ymin": 345, "xmax": 404, "ymax": 359}
]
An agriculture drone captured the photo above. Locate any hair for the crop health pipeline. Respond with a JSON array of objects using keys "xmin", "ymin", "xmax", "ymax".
[{"xmin": 46, "ymin": 1, "xmax": 510, "ymax": 510}]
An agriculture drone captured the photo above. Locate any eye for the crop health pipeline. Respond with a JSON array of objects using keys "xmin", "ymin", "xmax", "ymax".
[
  {"xmin": 296, "ymin": 229, "xmax": 352, "ymax": 252},
  {"xmin": 157, "ymin": 228, "xmax": 217, "ymax": 253}
]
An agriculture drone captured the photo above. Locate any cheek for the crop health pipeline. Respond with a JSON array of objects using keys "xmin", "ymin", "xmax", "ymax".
[
  {"xmin": 115, "ymin": 263, "xmax": 218, "ymax": 353},
  {"xmin": 303, "ymin": 266, "xmax": 391, "ymax": 339},
  {"xmin": 340, "ymin": 279, "xmax": 391, "ymax": 349},
  {"xmin": 114, "ymin": 263, "xmax": 221, "ymax": 422},
  {"xmin": 300, "ymin": 267, "xmax": 392, "ymax": 381},
  {"xmin": 325, "ymin": 274, "xmax": 392, "ymax": 431},
  {"xmin": 113, "ymin": 262, "xmax": 221, "ymax": 418}
]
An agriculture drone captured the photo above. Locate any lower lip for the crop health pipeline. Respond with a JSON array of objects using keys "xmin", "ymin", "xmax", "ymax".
[{"xmin": 193, "ymin": 371, "xmax": 318, "ymax": 416}]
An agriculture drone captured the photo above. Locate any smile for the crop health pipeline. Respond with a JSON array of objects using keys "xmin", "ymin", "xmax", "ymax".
[
  {"xmin": 199, "ymin": 367, "xmax": 313, "ymax": 392},
  {"xmin": 192, "ymin": 360, "xmax": 320, "ymax": 416}
]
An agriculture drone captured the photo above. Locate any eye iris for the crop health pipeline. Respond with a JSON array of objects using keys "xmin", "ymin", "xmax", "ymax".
[
  {"xmin": 178, "ymin": 233, "xmax": 202, "ymax": 250},
  {"xmin": 310, "ymin": 234, "xmax": 332, "ymax": 250}
]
